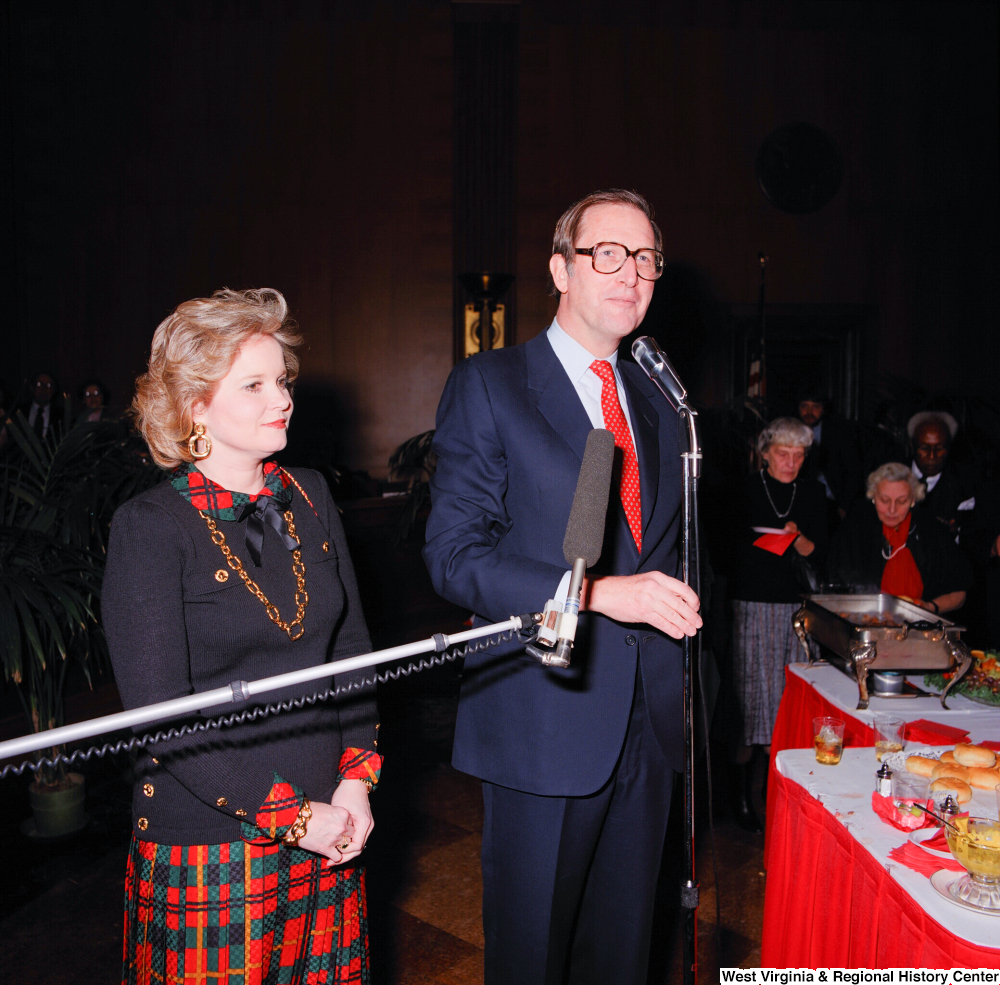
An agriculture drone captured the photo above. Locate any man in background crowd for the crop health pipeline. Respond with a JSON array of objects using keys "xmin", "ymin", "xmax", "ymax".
[
  {"xmin": 908, "ymin": 410, "xmax": 976, "ymax": 537},
  {"xmin": 797, "ymin": 391, "xmax": 861, "ymax": 530},
  {"xmin": 13, "ymin": 372, "xmax": 70, "ymax": 441}
]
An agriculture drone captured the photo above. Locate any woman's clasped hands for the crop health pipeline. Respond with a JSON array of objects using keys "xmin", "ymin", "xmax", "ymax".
[{"xmin": 297, "ymin": 779, "xmax": 373, "ymax": 867}]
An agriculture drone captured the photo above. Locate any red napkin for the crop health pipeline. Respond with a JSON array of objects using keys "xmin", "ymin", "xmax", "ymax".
[
  {"xmin": 888, "ymin": 841, "xmax": 966, "ymax": 877},
  {"xmin": 923, "ymin": 828, "xmax": 950, "ymax": 852},
  {"xmin": 753, "ymin": 532, "xmax": 797, "ymax": 555},
  {"xmin": 978, "ymin": 740, "xmax": 1000, "ymax": 752},
  {"xmin": 871, "ymin": 792, "xmax": 935, "ymax": 831},
  {"xmin": 904, "ymin": 719, "xmax": 970, "ymax": 745}
]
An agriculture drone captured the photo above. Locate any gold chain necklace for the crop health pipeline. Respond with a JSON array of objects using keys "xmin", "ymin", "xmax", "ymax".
[{"xmin": 200, "ymin": 509, "xmax": 309, "ymax": 640}]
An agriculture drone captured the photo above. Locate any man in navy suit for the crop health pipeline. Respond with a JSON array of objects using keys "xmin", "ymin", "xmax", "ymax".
[{"xmin": 424, "ymin": 189, "xmax": 701, "ymax": 985}]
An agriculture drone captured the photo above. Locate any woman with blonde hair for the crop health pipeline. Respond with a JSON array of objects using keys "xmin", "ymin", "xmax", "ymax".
[{"xmin": 103, "ymin": 288, "xmax": 381, "ymax": 984}]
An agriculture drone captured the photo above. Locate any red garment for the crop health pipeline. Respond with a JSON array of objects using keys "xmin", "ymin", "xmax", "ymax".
[
  {"xmin": 880, "ymin": 512, "xmax": 924, "ymax": 599},
  {"xmin": 124, "ymin": 838, "xmax": 369, "ymax": 984},
  {"xmin": 590, "ymin": 360, "xmax": 642, "ymax": 551}
]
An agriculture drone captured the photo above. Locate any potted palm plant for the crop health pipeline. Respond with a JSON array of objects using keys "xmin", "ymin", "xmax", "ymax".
[{"xmin": 0, "ymin": 414, "xmax": 158, "ymax": 835}]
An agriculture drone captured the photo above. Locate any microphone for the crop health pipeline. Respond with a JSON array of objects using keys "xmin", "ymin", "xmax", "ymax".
[
  {"xmin": 527, "ymin": 428, "xmax": 614, "ymax": 667},
  {"xmin": 631, "ymin": 336, "xmax": 689, "ymax": 411}
]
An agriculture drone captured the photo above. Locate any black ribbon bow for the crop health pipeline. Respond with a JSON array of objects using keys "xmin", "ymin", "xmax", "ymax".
[{"xmin": 237, "ymin": 497, "xmax": 299, "ymax": 567}]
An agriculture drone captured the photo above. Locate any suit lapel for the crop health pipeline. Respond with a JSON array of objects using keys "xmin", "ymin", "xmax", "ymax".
[
  {"xmin": 621, "ymin": 363, "xmax": 662, "ymax": 559},
  {"xmin": 526, "ymin": 332, "xmax": 592, "ymax": 462}
]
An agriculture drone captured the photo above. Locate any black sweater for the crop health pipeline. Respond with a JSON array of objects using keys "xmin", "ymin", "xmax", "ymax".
[
  {"xmin": 730, "ymin": 470, "xmax": 828, "ymax": 604},
  {"xmin": 102, "ymin": 469, "xmax": 375, "ymax": 845},
  {"xmin": 826, "ymin": 501, "xmax": 973, "ymax": 601}
]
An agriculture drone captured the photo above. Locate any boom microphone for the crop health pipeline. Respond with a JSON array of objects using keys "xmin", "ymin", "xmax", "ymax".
[
  {"xmin": 562, "ymin": 429, "xmax": 614, "ymax": 568},
  {"xmin": 632, "ymin": 336, "xmax": 689, "ymax": 411},
  {"xmin": 527, "ymin": 428, "xmax": 614, "ymax": 667}
]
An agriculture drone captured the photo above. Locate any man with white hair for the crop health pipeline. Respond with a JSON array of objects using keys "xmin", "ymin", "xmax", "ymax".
[{"xmin": 907, "ymin": 410, "xmax": 976, "ymax": 537}]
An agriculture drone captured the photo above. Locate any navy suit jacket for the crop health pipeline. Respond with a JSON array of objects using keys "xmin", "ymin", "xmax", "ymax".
[{"xmin": 423, "ymin": 331, "xmax": 685, "ymax": 796}]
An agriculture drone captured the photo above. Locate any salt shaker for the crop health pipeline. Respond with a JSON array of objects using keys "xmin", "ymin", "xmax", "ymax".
[{"xmin": 876, "ymin": 762, "xmax": 893, "ymax": 797}]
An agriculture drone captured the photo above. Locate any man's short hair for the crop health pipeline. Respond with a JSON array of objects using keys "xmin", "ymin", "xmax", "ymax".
[
  {"xmin": 906, "ymin": 410, "xmax": 958, "ymax": 443},
  {"xmin": 548, "ymin": 189, "xmax": 663, "ymax": 296},
  {"xmin": 797, "ymin": 390, "xmax": 825, "ymax": 406}
]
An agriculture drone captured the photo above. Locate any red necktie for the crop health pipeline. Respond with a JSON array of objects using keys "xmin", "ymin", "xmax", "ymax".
[{"xmin": 590, "ymin": 360, "xmax": 642, "ymax": 551}]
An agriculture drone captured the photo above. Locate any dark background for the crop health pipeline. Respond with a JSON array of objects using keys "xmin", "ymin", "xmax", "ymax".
[{"xmin": 3, "ymin": 0, "xmax": 998, "ymax": 477}]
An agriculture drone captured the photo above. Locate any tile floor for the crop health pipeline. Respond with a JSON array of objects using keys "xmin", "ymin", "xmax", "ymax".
[{"xmin": 0, "ymin": 665, "xmax": 766, "ymax": 984}]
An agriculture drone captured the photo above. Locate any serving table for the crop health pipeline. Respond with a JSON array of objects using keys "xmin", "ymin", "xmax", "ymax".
[
  {"xmin": 761, "ymin": 747, "xmax": 1000, "ymax": 968},
  {"xmin": 765, "ymin": 663, "xmax": 998, "ymax": 861}
]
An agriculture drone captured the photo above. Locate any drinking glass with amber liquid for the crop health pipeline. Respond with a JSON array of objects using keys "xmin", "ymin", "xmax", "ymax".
[
  {"xmin": 873, "ymin": 714, "xmax": 905, "ymax": 762},
  {"xmin": 813, "ymin": 717, "xmax": 845, "ymax": 765}
]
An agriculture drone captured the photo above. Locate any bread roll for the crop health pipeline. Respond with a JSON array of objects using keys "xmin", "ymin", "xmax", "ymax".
[
  {"xmin": 930, "ymin": 762, "xmax": 970, "ymax": 782},
  {"xmin": 930, "ymin": 777, "xmax": 972, "ymax": 804},
  {"xmin": 939, "ymin": 750, "xmax": 956, "ymax": 765},
  {"xmin": 954, "ymin": 743, "xmax": 997, "ymax": 769},
  {"xmin": 905, "ymin": 755, "xmax": 938, "ymax": 777},
  {"xmin": 967, "ymin": 766, "xmax": 1000, "ymax": 791}
]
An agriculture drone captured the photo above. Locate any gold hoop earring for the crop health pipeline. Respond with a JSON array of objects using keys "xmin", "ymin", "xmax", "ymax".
[{"xmin": 188, "ymin": 423, "xmax": 211, "ymax": 460}]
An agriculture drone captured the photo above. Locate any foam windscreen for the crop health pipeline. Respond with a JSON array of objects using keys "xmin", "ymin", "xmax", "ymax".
[{"xmin": 563, "ymin": 428, "xmax": 615, "ymax": 567}]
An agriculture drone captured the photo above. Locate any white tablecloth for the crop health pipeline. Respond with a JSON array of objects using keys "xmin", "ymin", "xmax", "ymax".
[
  {"xmin": 775, "ymin": 746, "xmax": 1000, "ymax": 949},
  {"xmin": 788, "ymin": 662, "xmax": 1000, "ymax": 739}
]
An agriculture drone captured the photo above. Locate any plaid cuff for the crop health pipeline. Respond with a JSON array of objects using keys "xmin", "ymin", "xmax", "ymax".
[
  {"xmin": 336, "ymin": 748, "xmax": 383, "ymax": 789},
  {"xmin": 241, "ymin": 772, "xmax": 305, "ymax": 845}
]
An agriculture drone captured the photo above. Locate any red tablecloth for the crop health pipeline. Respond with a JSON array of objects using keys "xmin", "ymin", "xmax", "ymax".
[
  {"xmin": 761, "ymin": 767, "xmax": 1000, "ymax": 967},
  {"xmin": 765, "ymin": 668, "xmax": 875, "ymax": 863}
]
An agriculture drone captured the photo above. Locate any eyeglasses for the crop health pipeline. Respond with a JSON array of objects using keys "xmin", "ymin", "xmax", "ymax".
[{"xmin": 574, "ymin": 243, "xmax": 664, "ymax": 281}]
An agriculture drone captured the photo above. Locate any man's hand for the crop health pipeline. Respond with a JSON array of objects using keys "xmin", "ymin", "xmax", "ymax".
[{"xmin": 584, "ymin": 572, "xmax": 702, "ymax": 639}]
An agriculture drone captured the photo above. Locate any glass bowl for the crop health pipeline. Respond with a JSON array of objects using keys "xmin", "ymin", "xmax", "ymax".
[{"xmin": 944, "ymin": 816, "xmax": 1000, "ymax": 910}]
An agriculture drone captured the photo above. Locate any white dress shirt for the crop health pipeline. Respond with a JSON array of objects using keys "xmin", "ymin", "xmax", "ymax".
[
  {"xmin": 911, "ymin": 461, "xmax": 941, "ymax": 494},
  {"xmin": 546, "ymin": 319, "xmax": 636, "ymax": 439}
]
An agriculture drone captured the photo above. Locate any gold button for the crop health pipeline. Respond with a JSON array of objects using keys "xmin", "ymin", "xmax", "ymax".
[
  {"xmin": 322, "ymin": 541, "xmax": 329, "ymax": 553},
  {"xmin": 216, "ymin": 796, "xmax": 228, "ymax": 807},
  {"xmin": 151, "ymin": 757, "xmax": 159, "ymax": 765},
  {"xmin": 137, "ymin": 817, "xmax": 149, "ymax": 831},
  {"xmin": 215, "ymin": 569, "xmax": 229, "ymax": 583},
  {"xmin": 235, "ymin": 809, "xmax": 247, "ymax": 817},
  {"xmin": 143, "ymin": 783, "xmax": 154, "ymax": 797}
]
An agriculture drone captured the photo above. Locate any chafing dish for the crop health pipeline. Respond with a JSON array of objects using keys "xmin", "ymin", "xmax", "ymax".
[{"xmin": 793, "ymin": 593, "xmax": 972, "ymax": 710}]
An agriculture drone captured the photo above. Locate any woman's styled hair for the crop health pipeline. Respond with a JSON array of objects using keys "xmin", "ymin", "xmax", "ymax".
[
  {"xmin": 548, "ymin": 189, "xmax": 663, "ymax": 296},
  {"xmin": 133, "ymin": 288, "xmax": 302, "ymax": 469},
  {"xmin": 865, "ymin": 462, "xmax": 926, "ymax": 503},
  {"xmin": 756, "ymin": 417, "xmax": 814, "ymax": 455}
]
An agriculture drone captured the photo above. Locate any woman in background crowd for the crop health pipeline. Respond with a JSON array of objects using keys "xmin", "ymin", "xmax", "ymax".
[
  {"xmin": 730, "ymin": 418, "xmax": 827, "ymax": 831},
  {"xmin": 827, "ymin": 461, "xmax": 972, "ymax": 614}
]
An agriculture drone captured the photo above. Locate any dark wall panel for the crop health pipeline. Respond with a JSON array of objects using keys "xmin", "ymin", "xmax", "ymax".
[{"xmin": 4, "ymin": 1, "xmax": 996, "ymax": 475}]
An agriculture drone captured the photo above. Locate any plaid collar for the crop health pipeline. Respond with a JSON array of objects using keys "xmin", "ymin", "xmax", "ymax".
[{"xmin": 171, "ymin": 461, "xmax": 293, "ymax": 520}]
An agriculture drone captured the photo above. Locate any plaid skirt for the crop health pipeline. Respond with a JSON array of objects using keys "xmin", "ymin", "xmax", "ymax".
[{"xmin": 123, "ymin": 836, "xmax": 369, "ymax": 985}]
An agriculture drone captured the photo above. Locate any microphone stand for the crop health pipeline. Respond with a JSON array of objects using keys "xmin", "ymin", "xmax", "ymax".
[
  {"xmin": 677, "ymin": 399, "xmax": 702, "ymax": 985},
  {"xmin": 634, "ymin": 339, "xmax": 702, "ymax": 985}
]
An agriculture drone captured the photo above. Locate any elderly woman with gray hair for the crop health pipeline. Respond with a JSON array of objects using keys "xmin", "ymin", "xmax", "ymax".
[
  {"xmin": 826, "ymin": 461, "xmax": 972, "ymax": 614},
  {"xmin": 729, "ymin": 417, "xmax": 827, "ymax": 830}
]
